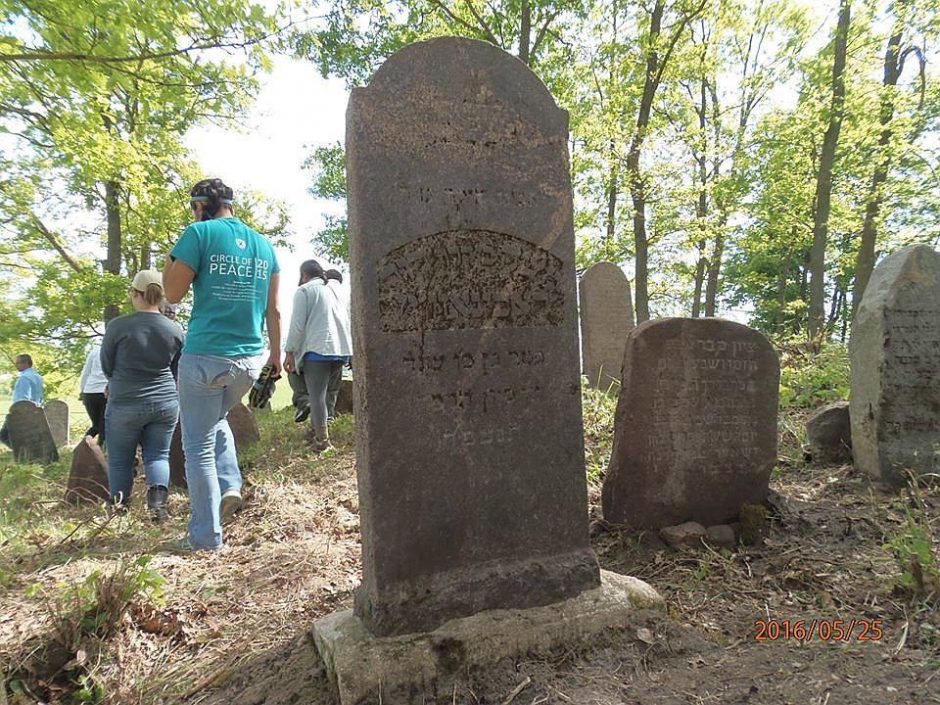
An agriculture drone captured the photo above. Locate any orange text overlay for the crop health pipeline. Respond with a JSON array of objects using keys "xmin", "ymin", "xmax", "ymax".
[{"xmin": 754, "ymin": 618, "xmax": 884, "ymax": 643}]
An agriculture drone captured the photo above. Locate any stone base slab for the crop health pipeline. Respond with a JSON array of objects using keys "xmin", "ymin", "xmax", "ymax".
[{"xmin": 312, "ymin": 569, "xmax": 663, "ymax": 705}]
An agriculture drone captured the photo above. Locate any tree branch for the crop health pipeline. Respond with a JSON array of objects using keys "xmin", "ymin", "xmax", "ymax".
[{"xmin": 30, "ymin": 216, "xmax": 85, "ymax": 273}]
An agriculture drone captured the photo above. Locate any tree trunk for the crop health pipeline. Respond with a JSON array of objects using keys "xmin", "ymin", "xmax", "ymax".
[
  {"xmin": 628, "ymin": 0, "xmax": 665, "ymax": 323},
  {"xmin": 518, "ymin": 1, "xmax": 531, "ymax": 65},
  {"xmin": 692, "ymin": 72, "xmax": 708, "ymax": 318},
  {"xmin": 852, "ymin": 1, "xmax": 907, "ymax": 316},
  {"xmin": 808, "ymin": 0, "xmax": 850, "ymax": 338},
  {"xmin": 704, "ymin": 228, "xmax": 724, "ymax": 316},
  {"xmin": 776, "ymin": 246, "xmax": 792, "ymax": 334},
  {"xmin": 605, "ymin": 141, "xmax": 618, "ymax": 260},
  {"xmin": 104, "ymin": 180, "xmax": 122, "ymax": 322}
]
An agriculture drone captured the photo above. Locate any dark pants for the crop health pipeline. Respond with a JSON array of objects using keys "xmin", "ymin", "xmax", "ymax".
[
  {"xmin": 82, "ymin": 392, "xmax": 108, "ymax": 445},
  {"xmin": 287, "ymin": 371, "xmax": 308, "ymax": 411},
  {"xmin": 0, "ymin": 418, "xmax": 9, "ymax": 448},
  {"xmin": 304, "ymin": 361, "xmax": 345, "ymax": 428}
]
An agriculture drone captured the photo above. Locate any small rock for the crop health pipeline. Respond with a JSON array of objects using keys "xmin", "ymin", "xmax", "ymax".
[
  {"xmin": 705, "ymin": 524, "xmax": 736, "ymax": 549},
  {"xmin": 659, "ymin": 521, "xmax": 706, "ymax": 548}
]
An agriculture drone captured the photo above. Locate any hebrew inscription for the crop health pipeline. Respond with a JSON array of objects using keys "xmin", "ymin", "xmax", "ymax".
[
  {"xmin": 379, "ymin": 230, "xmax": 565, "ymax": 332},
  {"xmin": 602, "ymin": 318, "xmax": 779, "ymax": 529}
]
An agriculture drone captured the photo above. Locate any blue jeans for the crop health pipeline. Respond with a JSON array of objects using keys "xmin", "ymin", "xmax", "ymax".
[
  {"xmin": 178, "ymin": 353, "xmax": 260, "ymax": 549},
  {"xmin": 105, "ymin": 399, "xmax": 179, "ymax": 503}
]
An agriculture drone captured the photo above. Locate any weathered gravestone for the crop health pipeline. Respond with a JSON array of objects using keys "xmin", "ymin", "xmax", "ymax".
[
  {"xmin": 169, "ymin": 423, "xmax": 186, "ymax": 489},
  {"xmin": 65, "ymin": 437, "xmax": 109, "ymax": 504},
  {"xmin": 334, "ymin": 378, "xmax": 354, "ymax": 416},
  {"xmin": 6, "ymin": 401, "xmax": 58, "ymax": 464},
  {"xmin": 227, "ymin": 402, "xmax": 260, "ymax": 453},
  {"xmin": 313, "ymin": 36, "xmax": 661, "ymax": 705},
  {"xmin": 850, "ymin": 244, "xmax": 940, "ymax": 484},
  {"xmin": 44, "ymin": 399, "xmax": 70, "ymax": 448},
  {"xmin": 806, "ymin": 401, "xmax": 852, "ymax": 464},
  {"xmin": 602, "ymin": 318, "xmax": 779, "ymax": 529},
  {"xmin": 579, "ymin": 262, "xmax": 634, "ymax": 389}
]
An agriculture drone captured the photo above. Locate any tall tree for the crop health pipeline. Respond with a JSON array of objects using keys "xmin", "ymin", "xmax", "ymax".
[{"xmin": 807, "ymin": 0, "xmax": 850, "ymax": 337}]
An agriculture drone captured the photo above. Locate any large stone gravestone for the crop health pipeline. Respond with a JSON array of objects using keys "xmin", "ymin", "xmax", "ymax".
[
  {"xmin": 65, "ymin": 437, "xmax": 109, "ymax": 504},
  {"xmin": 44, "ymin": 399, "xmax": 70, "ymax": 448},
  {"xmin": 850, "ymin": 244, "xmax": 940, "ymax": 484},
  {"xmin": 227, "ymin": 402, "xmax": 260, "ymax": 454},
  {"xmin": 603, "ymin": 318, "xmax": 779, "ymax": 529},
  {"xmin": 579, "ymin": 262, "xmax": 634, "ymax": 389},
  {"xmin": 6, "ymin": 401, "xmax": 58, "ymax": 464},
  {"xmin": 313, "ymin": 37, "xmax": 661, "ymax": 705},
  {"xmin": 346, "ymin": 36, "xmax": 599, "ymax": 639}
]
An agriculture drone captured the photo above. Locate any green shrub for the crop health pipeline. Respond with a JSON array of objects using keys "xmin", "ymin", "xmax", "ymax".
[{"xmin": 777, "ymin": 340, "xmax": 850, "ymax": 410}]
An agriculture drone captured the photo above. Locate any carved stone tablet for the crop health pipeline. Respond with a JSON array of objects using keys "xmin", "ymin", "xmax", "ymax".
[
  {"xmin": 850, "ymin": 244, "xmax": 940, "ymax": 484},
  {"xmin": 602, "ymin": 318, "xmax": 779, "ymax": 529},
  {"xmin": 6, "ymin": 401, "xmax": 58, "ymax": 464},
  {"xmin": 579, "ymin": 262, "xmax": 634, "ymax": 389},
  {"xmin": 44, "ymin": 399, "xmax": 70, "ymax": 448},
  {"xmin": 65, "ymin": 437, "xmax": 109, "ymax": 504},
  {"xmin": 348, "ymin": 36, "xmax": 599, "ymax": 636}
]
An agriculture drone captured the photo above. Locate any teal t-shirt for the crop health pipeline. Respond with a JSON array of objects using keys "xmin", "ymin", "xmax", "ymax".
[{"xmin": 170, "ymin": 217, "xmax": 279, "ymax": 357}]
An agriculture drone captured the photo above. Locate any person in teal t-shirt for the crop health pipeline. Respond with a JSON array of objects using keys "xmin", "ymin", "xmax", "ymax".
[{"xmin": 163, "ymin": 178, "xmax": 282, "ymax": 551}]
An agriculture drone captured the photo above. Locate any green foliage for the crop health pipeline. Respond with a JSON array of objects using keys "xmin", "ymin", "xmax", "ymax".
[
  {"xmin": 886, "ymin": 480, "xmax": 940, "ymax": 598},
  {"xmin": 778, "ymin": 341, "xmax": 850, "ymax": 410},
  {"xmin": 581, "ymin": 381, "xmax": 618, "ymax": 484}
]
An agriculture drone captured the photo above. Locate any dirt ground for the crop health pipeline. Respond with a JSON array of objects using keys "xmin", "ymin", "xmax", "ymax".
[{"xmin": 1, "ymin": 407, "xmax": 938, "ymax": 705}]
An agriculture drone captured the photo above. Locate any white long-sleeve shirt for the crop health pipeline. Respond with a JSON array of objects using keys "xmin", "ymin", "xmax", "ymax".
[
  {"xmin": 285, "ymin": 279, "xmax": 353, "ymax": 370},
  {"xmin": 79, "ymin": 343, "xmax": 108, "ymax": 394}
]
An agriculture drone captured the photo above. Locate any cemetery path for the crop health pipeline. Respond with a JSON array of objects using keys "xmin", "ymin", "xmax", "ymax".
[{"xmin": 0, "ymin": 408, "xmax": 937, "ymax": 705}]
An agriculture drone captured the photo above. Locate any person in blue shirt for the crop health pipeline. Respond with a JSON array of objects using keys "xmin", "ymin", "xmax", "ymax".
[
  {"xmin": 163, "ymin": 178, "xmax": 282, "ymax": 551},
  {"xmin": 0, "ymin": 354, "xmax": 45, "ymax": 448}
]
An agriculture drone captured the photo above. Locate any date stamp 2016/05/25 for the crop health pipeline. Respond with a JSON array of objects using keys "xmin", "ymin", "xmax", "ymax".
[{"xmin": 754, "ymin": 618, "xmax": 884, "ymax": 643}]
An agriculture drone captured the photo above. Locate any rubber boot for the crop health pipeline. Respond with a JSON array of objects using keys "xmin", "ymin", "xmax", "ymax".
[{"xmin": 147, "ymin": 485, "xmax": 169, "ymax": 523}]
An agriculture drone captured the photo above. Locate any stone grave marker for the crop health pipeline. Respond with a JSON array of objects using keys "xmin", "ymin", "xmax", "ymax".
[
  {"xmin": 603, "ymin": 318, "xmax": 779, "ymax": 529},
  {"xmin": 169, "ymin": 423, "xmax": 186, "ymax": 488},
  {"xmin": 806, "ymin": 401, "xmax": 852, "ymax": 464},
  {"xmin": 44, "ymin": 399, "xmax": 70, "ymax": 448},
  {"xmin": 6, "ymin": 401, "xmax": 58, "ymax": 464},
  {"xmin": 850, "ymin": 244, "xmax": 940, "ymax": 484},
  {"xmin": 65, "ymin": 437, "xmax": 109, "ymax": 504},
  {"xmin": 334, "ymin": 378, "xmax": 354, "ymax": 415},
  {"xmin": 579, "ymin": 262, "xmax": 634, "ymax": 389},
  {"xmin": 227, "ymin": 402, "xmax": 260, "ymax": 454},
  {"xmin": 344, "ymin": 36, "xmax": 600, "ymax": 639}
]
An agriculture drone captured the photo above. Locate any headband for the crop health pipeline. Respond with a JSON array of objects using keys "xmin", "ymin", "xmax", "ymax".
[{"xmin": 190, "ymin": 196, "xmax": 234, "ymax": 205}]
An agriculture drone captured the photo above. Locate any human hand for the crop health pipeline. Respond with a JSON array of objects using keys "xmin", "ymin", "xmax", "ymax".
[
  {"xmin": 282, "ymin": 352, "xmax": 295, "ymax": 375},
  {"xmin": 267, "ymin": 353, "xmax": 283, "ymax": 378}
]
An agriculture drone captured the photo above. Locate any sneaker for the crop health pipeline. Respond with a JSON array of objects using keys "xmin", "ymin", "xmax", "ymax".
[
  {"xmin": 161, "ymin": 537, "xmax": 196, "ymax": 554},
  {"xmin": 294, "ymin": 405, "xmax": 311, "ymax": 423},
  {"xmin": 147, "ymin": 485, "xmax": 169, "ymax": 523},
  {"xmin": 220, "ymin": 489, "xmax": 243, "ymax": 525}
]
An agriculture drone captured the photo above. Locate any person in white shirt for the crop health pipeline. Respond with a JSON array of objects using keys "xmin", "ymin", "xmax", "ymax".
[
  {"xmin": 79, "ymin": 342, "xmax": 109, "ymax": 445},
  {"xmin": 284, "ymin": 260, "xmax": 352, "ymax": 451},
  {"xmin": 324, "ymin": 269, "xmax": 352, "ymax": 420}
]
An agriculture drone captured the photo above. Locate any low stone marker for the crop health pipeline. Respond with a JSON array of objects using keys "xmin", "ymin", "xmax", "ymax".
[
  {"xmin": 806, "ymin": 401, "xmax": 852, "ymax": 464},
  {"xmin": 6, "ymin": 401, "xmax": 58, "ymax": 464},
  {"xmin": 227, "ymin": 402, "xmax": 260, "ymax": 453},
  {"xmin": 313, "ymin": 36, "xmax": 661, "ymax": 705},
  {"xmin": 579, "ymin": 262, "xmax": 634, "ymax": 389},
  {"xmin": 44, "ymin": 399, "xmax": 70, "ymax": 448},
  {"xmin": 334, "ymin": 378, "xmax": 354, "ymax": 415},
  {"xmin": 169, "ymin": 423, "xmax": 186, "ymax": 489},
  {"xmin": 603, "ymin": 318, "xmax": 779, "ymax": 529},
  {"xmin": 850, "ymin": 244, "xmax": 940, "ymax": 484},
  {"xmin": 65, "ymin": 437, "xmax": 109, "ymax": 504}
]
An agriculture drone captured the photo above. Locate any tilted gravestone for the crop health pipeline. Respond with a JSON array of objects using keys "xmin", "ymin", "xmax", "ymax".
[
  {"xmin": 850, "ymin": 244, "xmax": 940, "ymax": 484},
  {"xmin": 65, "ymin": 437, "xmax": 109, "ymax": 504},
  {"xmin": 227, "ymin": 402, "xmax": 260, "ymax": 454},
  {"xmin": 169, "ymin": 423, "xmax": 186, "ymax": 489},
  {"xmin": 44, "ymin": 399, "xmax": 70, "ymax": 448},
  {"xmin": 345, "ymin": 37, "xmax": 599, "ymax": 638},
  {"xmin": 579, "ymin": 262, "xmax": 634, "ymax": 389},
  {"xmin": 603, "ymin": 318, "xmax": 779, "ymax": 529},
  {"xmin": 806, "ymin": 401, "xmax": 852, "ymax": 464},
  {"xmin": 6, "ymin": 401, "xmax": 58, "ymax": 464},
  {"xmin": 334, "ymin": 378, "xmax": 354, "ymax": 416}
]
